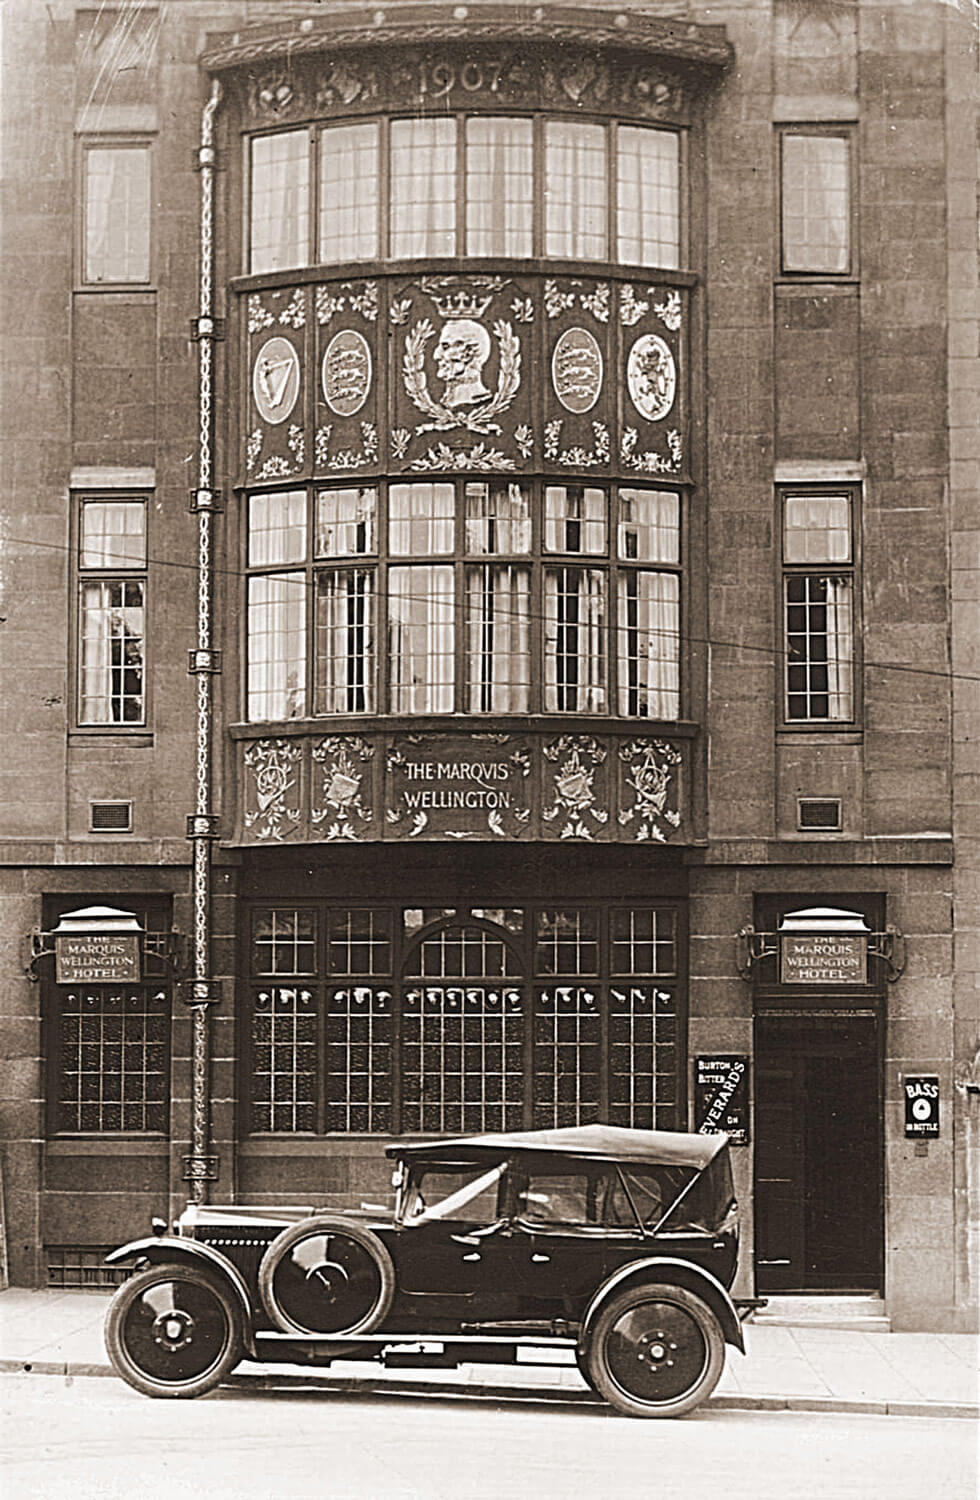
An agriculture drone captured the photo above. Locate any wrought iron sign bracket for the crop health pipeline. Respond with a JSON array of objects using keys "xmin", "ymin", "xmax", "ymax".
[
  {"xmin": 25, "ymin": 927, "xmax": 188, "ymax": 983},
  {"xmin": 736, "ymin": 924, "xmax": 906, "ymax": 983}
]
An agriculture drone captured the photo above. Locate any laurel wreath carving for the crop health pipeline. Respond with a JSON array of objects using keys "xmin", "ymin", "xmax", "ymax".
[{"xmin": 403, "ymin": 318, "xmax": 521, "ymax": 435}]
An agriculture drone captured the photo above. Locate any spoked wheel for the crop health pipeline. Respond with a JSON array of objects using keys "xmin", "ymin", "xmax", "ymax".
[
  {"xmin": 258, "ymin": 1217, "xmax": 395, "ymax": 1336},
  {"xmin": 104, "ymin": 1263, "xmax": 243, "ymax": 1399},
  {"xmin": 586, "ymin": 1283, "xmax": 725, "ymax": 1418}
]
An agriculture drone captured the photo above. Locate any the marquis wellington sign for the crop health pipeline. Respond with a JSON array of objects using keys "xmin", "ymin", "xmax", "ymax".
[{"xmin": 779, "ymin": 908, "xmax": 869, "ymax": 985}]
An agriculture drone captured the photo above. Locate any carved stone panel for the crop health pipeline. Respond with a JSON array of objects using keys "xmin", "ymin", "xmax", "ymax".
[
  {"xmin": 229, "ymin": 44, "xmax": 696, "ymax": 129},
  {"xmin": 543, "ymin": 278, "xmax": 612, "ymax": 473},
  {"xmin": 385, "ymin": 733, "xmax": 532, "ymax": 841},
  {"xmin": 388, "ymin": 275, "xmax": 535, "ymax": 474},
  {"xmin": 242, "ymin": 738, "xmax": 305, "ymax": 842},
  {"xmin": 246, "ymin": 288, "xmax": 309, "ymax": 482},
  {"xmin": 541, "ymin": 734, "xmax": 611, "ymax": 842},
  {"xmin": 617, "ymin": 738, "xmax": 683, "ymax": 843},
  {"xmin": 314, "ymin": 280, "xmax": 381, "ymax": 475},
  {"xmin": 311, "ymin": 734, "xmax": 377, "ymax": 840},
  {"xmin": 235, "ymin": 728, "xmax": 689, "ymax": 845},
  {"xmin": 617, "ymin": 283, "xmax": 685, "ymax": 479}
]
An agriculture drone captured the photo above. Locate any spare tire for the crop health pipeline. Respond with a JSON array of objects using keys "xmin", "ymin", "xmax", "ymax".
[{"xmin": 258, "ymin": 1217, "xmax": 395, "ymax": 1336}]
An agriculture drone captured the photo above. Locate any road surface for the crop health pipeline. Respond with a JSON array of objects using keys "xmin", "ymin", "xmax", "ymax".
[{"xmin": 2, "ymin": 1372, "xmax": 975, "ymax": 1500}]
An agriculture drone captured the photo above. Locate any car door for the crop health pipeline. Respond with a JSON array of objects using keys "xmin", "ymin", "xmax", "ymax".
[{"xmin": 507, "ymin": 1167, "xmax": 622, "ymax": 1317}]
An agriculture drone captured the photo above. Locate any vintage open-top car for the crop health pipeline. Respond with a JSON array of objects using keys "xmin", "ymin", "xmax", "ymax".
[{"xmin": 104, "ymin": 1124, "xmax": 747, "ymax": 1417}]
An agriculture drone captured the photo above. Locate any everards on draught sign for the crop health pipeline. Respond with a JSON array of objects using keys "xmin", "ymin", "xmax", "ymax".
[{"xmin": 780, "ymin": 933, "xmax": 867, "ymax": 985}]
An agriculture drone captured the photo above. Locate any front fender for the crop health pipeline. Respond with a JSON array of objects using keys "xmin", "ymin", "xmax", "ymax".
[
  {"xmin": 105, "ymin": 1237, "xmax": 255, "ymax": 1352},
  {"xmin": 580, "ymin": 1257, "xmax": 745, "ymax": 1355}
]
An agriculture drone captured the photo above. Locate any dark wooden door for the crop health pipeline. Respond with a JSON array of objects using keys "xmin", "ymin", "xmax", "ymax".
[{"xmin": 754, "ymin": 1013, "xmax": 882, "ymax": 1291}]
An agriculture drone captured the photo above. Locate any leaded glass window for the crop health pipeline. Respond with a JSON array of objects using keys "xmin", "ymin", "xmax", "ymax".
[{"xmin": 245, "ymin": 906, "xmax": 682, "ymax": 1136}]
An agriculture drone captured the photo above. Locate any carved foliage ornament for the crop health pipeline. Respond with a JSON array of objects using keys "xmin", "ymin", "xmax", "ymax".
[
  {"xmin": 243, "ymin": 740, "xmax": 302, "ymax": 842},
  {"xmin": 238, "ymin": 48, "xmax": 691, "ymax": 127}
]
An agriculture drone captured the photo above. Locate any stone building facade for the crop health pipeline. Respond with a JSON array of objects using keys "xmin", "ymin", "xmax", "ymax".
[{"xmin": 1, "ymin": 0, "xmax": 976, "ymax": 1330}]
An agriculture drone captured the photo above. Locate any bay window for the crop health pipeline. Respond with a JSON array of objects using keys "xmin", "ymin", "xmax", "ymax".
[
  {"xmin": 245, "ymin": 117, "xmax": 682, "ymax": 270},
  {"xmin": 246, "ymin": 481, "xmax": 684, "ymax": 722}
]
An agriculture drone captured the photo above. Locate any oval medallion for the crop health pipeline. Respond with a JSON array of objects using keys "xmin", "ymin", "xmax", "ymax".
[
  {"xmin": 322, "ymin": 329, "xmax": 372, "ymax": 417},
  {"xmin": 252, "ymin": 336, "xmax": 300, "ymax": 425},
  {"xmin": 627, "ymin": 334, "xmax": 676, "ymax": 423},
  {"xmin": 552, "ymin": 326, "xmax": 603, "ymax": 414}
]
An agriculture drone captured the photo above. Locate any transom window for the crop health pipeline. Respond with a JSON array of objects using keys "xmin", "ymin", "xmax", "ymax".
[
  {"xmin": 782, "ymin": 490, "xmax": 856, "ymax": 723},
  {"xmin": 245, "ymin": 905, "xmax": 683, "ymax": 1136},
  {"xmin": 247, "ymin": 117, "xmax": 682, "ymax": 272},
  {"xmin": 245, "ymin": 481, "xmax": 682, "ymax": 722}
]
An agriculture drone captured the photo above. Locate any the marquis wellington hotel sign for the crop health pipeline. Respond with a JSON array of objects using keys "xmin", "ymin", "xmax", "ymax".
[
  {"xmin": 53, "ymin": 907, "xmax": 142, "ymax": 985},
  {"xmin": 779, "ymin": 908, "xmax": 869, "ymax": 985},
  {"xmin": 387, "ymin": 736, "xmax": 532, "ymax": 840}
]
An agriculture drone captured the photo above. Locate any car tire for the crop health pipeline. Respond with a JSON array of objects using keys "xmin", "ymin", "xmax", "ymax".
[
  {"xmin": 104, "ymin": 1262, "xmax": 243, "ymax": 1399},
  {"xmin": 586, "ymin": 1282, "xmax": 725, "ymax": 1418},
  {"xmin": 258, "ymin": 1217, "xmax": 396, "ymax": 1337}
]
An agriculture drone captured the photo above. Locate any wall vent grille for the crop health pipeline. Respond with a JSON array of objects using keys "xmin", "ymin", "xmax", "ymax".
[
  {"xmin": 89, "ymin": 800, "xmax": 133, "ymax": 833},
  {"xmin": 797, "ymin": 798, "xmax": 842, "ymax": 832},
  {"xmin": 46, "ymin": 1247, "xmax": 131, "ymax": 1289}
]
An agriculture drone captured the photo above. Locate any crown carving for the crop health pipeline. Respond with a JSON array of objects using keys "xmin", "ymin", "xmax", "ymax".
[{"xmin": 419, "ymin": 276, "xmax": 508, "ymax": 320}]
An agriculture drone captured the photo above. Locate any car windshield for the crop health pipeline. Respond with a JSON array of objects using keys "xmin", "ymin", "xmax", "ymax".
[{"xmin": 402, "ymin": 1161, "xmax": 506, "ymax": 1225}]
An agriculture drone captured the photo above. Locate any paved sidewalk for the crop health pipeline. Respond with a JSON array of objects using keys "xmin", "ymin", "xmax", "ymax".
[{"xmin": 1, "ymin": 1288, "xmax": 976, "ymax": 1418}]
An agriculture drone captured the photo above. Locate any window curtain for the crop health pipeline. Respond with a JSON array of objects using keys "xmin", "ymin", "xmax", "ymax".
[
  {"xmin": 247, "ymin": 573, "xmax": 306, "ymax": 721},
  {"xmin": 825, "ymin": 576, "xmax": 853, "ymax": 719},
  {"xmin": 465, "ymin": 119, "xmax": 533, "ymax": 257},
  {"xmin": 85, "ymin": 147, "xmax": 150, "ymax": 282},
  {"xmin": 544, "ymin": 123, "xmax": 606, "ymax": 260},
  {"xmin": 315, "ymin": 569, "xmax": 374, "ymax": 713},
  {"xmin": 618, "ymin": 572, "xmax": 679, "ymax": 719},
  {"xmin": 388, "ymin": 565, "xmax": 454, "ymax": 713},
  {"xmin": 466, "ymin": 565, "xmax": 530, "ymax": 712},
  {"xmin": 544, "ymin": 568, "xmax": 605, "ymax": 713},
  {"xmin": 250, "ymin": 133, "xmax": 309, "ymax": 273},
  {"xmin": 389, "ymin": 120, "xmax": 456, "ymax": 258}
]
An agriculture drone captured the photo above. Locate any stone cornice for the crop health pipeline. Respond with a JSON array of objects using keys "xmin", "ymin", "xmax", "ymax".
[{"xmin": 201, "ymin": 5, "xmax": 733, "ymax": 75}]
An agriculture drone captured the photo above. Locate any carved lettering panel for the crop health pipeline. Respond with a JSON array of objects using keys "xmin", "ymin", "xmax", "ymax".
[
  {"xmin": 236, "ymin": 731, "xmax": 688, "ymax": 845},
  {"xmin": 233, "ymin": 46, "xmax": 692, "ymax": 128},
  {"xmin": 388, "ymin": 275, "xmax": 535, "ymax": 474},
  {"xmin": 246, "ymin": 288, "xmax": 309, "ymax": 482},
  {"xmin": 385, "ymin": 734, "xmax": 532, "ymax": 841}
]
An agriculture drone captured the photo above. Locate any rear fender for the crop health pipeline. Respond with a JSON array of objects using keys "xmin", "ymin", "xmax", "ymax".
[
  {"xmin": 105, "ymin": 1237, "xmax": 255, "ymax": 1353},
  {"xmin": 580, "ymin": 1257, "xmax": 745, "ymax": 1354}
]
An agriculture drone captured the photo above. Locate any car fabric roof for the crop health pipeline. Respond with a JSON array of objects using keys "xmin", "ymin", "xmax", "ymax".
[{"xmin": 386, "ymin": 1124, "xmax": 727, "ymax": 1170}]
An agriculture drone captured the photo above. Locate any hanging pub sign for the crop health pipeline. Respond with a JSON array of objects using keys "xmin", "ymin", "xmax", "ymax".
[
  {"xmin": 904, "ymin": 1075, "xmax": 940, "ymax": 1139},
  {"xmin": 53, "ymin": 906, "xmax": 142, "ymax": 985},
  {"xmin": 694, "ymin": 1055, "xmax": 750, "ymax": 1146},
  {"xmin": 779, "ymin": 907, "xmax": 869, "ymax": 985}
]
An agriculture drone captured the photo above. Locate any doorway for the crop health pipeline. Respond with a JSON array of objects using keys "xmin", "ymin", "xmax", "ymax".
[{"xmin": 754, "ymin": 1011, "xmax": 882, "ymax": 1292}]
